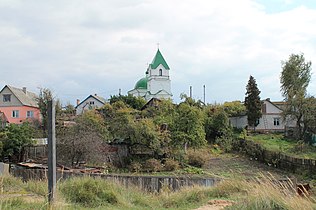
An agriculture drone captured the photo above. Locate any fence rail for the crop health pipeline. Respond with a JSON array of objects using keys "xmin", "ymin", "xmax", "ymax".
[
  {"xmin": 10, "ymin": 168, "xmax": 220, "ymax": 192},
  {"xmin": 234, "ymin": 139, "xmax": 316, "ymax": 174}
]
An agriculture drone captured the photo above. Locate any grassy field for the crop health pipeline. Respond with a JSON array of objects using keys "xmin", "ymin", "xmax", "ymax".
[
  {"xmin": 1, "ymin": 174, "xmax": 315, "ymax": 210},
  {"xmin": 246, "ymin": 133, "xmax": 316, "ymax": 159}
]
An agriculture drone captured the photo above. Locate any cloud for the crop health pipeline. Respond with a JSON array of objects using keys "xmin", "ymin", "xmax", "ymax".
[{"xmin": 0, "ymin": 0, "xmax": 315, "ymax": 104}]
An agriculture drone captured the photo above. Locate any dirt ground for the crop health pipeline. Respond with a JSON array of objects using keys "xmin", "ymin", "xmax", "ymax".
[
  {"xmin": 195, "ymin": 200, "xmax": 234, "ymax": 210},
  {"xmin": 203, "ymin": 152, "xmax": 297, "ymax": 180}
]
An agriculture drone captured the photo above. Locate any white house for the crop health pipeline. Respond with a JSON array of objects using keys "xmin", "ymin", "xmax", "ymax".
[
  {"xmin": 230, "ymin": 98, "xmax": 296, "ymax": 132},
  {"xmin": 76, "ymin": 94, "xmax": 106, "ymax": 115},
  {"xmin": 128, "ymin": 49, "xmax": 172, "ymax": 101}
]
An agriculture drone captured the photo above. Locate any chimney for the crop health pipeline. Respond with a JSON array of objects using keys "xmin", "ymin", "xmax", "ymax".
[
  {"xmin": 22, "ymin": 87, "xmax": 27, "ymax": 94},
  {"xmin": 76, "ymin": 99, "xmax": 80, "ymax": 105}
]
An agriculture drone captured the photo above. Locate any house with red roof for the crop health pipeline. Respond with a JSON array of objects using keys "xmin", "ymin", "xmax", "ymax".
[{"xmin": 0, "ymin": 85, "xmax": 41, "ymax": 124}]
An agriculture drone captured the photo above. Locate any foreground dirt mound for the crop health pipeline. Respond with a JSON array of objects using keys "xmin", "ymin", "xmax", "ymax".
[{"xmin": 195, "ymin": 199, "xmax": 234, "ymax": 210}]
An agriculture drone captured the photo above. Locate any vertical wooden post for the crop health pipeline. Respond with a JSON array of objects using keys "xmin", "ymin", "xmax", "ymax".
[{"xmin": 48, "ymin": 100, "xmax": 56, "ymax": 204}]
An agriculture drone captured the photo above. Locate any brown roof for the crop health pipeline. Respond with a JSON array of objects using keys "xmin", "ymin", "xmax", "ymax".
[{"xmin": 5, "ymin": 85, "xmax": 38, "ymax": 107}]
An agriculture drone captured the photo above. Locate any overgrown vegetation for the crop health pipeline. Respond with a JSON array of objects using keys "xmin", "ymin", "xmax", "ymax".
[
  {"xmin": 0, "ymin": 123, "xmax": 34, "ymax": 162},
  {"xmin": 247, "ymin": 133, "xmax": 316, "ymax": 159},
  {"xmin": 1, "ymin": 175, "xmax": 315, "ymax": 209}
]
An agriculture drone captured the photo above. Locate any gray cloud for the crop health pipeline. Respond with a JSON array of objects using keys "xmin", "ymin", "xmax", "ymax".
[{"xmin": 0, "ymin": 0, "xmax": 315, "ymax": 104}]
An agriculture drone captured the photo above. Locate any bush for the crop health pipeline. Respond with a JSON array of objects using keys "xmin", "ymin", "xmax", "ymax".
[
  {"xmin": 129, "ymin": 161, "xmax": 142, "ymax": 173},
  {"xmin": 145, "ymin": 158, "xmax": 162, "ymax": 172},
  {"xmin": 59, "ymin": 177, "xmax": 118, "ymax": 207},
  {"xmin": 164, "ymin": 159, "xmax": 180, "ymax": 171},
  {"xmin": 187, "ymin": 150, "xmax": 208, "ymax": 167}
]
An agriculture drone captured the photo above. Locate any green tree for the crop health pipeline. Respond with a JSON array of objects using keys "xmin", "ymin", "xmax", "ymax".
[
  {"xmin": 132, "ymin": 118, "xmax": 170, "ymax": 156},
  {"xmin": 1, "ymin": 123, "xmax": 34, "ymax": 162},
  {"xmin": 302, "ymin": 96, "xmax": 316, "ymax": 134},
  {"xmin": 223, "ymin": 101, "xmax": 246, "ymax": 117},
  {"xmin": 245, "ymin": 75, "xmax": 262, "ymax": 131},
  {"xmin": 172, "ymin": 103, "xmax": 206, "ymax": 151},
  {"xmin": 141, "ymin": 99, "xmax": 175, "ymax": 128},
  {"xmin": 205, "ymin": 105, "xmax": 231, "ymax": 142},
  {"xmin": 280, "ymin": 53, "xmax": 312, "ymax": 139},
  {"xmin": 110, "ymin": 95, "xmax": 146, "ymax": 110}
]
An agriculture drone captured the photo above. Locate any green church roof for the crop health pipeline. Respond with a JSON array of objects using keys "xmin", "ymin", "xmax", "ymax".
[
  {"xmin": 150, "ymin": 49, "xmax": 170, "ymax": 70},
  {"xmin": 135, "ymin": 77, "xmax": 148, "ymax": 89}
]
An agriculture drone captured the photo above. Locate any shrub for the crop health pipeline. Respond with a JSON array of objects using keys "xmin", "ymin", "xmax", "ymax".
[
  {"xmin": 129, "ymin": 161, "xmax": 142, "ymax": 173},
  {"xmin": 145, "ymin": 158, "xmax": 162, "ymax": 172},
  {"xmin": 164, "ymin": 159, "xmax": 180, "ymax": 171},
  {"xmin": 187, "ymin": 150, "xmax": 208, "ymax": 167},
  {"xmin": 59, "ymin": 177, "xmax": 118, "ymax": 207},
  {"xmin": 170, "ymin": 149, "xmax": 188, "ymax": 165}
]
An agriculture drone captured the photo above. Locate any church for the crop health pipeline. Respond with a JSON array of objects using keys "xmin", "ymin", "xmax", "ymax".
[{"xmin": 128, "ymin": 49, "xmax": 172, "ymax": 101}]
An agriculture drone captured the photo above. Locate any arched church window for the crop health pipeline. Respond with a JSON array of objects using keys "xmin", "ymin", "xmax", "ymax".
[{"xmin": 159, "ymin": 69, "xmax": 163, "ymax": 76}]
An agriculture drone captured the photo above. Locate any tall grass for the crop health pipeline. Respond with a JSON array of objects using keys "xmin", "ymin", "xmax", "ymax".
[{"xmin": 1, "ymin": 174, "xmax": 316, "ymax": 209}]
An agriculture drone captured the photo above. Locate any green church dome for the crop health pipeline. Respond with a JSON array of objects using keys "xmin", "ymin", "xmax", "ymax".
[{"xmin": 135, "ymin": 77, "xmax": 148, "ymax": 89}]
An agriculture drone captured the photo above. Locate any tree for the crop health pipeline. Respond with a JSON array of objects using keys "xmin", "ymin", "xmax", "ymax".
[
  {"xmin": 245, "ymin": 75, "xmax": 262, "ymax": 131},
  {"xmin": 0, "ymin": 123, "xmax": 34, "ymax": 162},
  {"xmin": 36, "ymin": 88, "xmax": 63, "ymax": 135},
  {"xmin": 141, "ymin": 98, "xmax": 175, "ymax": 127},
  {"xmin": 109, "ymin": 95, "xmax": 146, "ymax": 110},
  {"xmin": 172, "ymin": 103, "xmax": 206, "ymax": 151},
  {"xmin": 302, "ymin": 96, "xmax": 316, "ymax": 134},
  {"xmin": 223, "ymin": 101, "xmax": 246, "ymax": 117},
  {"xmin": 57, "ymin": 110, "xmax": 108, "ymax": 167},
  {"xmin": 205, "ymin": 105, "xmax": 231, "ymax": 142},
  {"xmin": 280, "ymin": 53, "xmax": 312, "ymax": 139}
]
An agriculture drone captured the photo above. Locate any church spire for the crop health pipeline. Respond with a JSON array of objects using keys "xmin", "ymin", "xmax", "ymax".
[{"xmin": 150, "ymin": 49, "xmax": 170, "ymax": 70}]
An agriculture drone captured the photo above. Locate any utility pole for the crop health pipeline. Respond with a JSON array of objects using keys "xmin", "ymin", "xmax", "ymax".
[
  {"xmin": 203, "ymin": 85, "xmax": 206, "ymax": 104},
  {"xmin": 119, "ymin": 88, "xmax": 121, "ymax": 96},
  {"xmin": 48, "ymin": 100, "xmax": 56, "ymax": 204},
  {"xmin": 190, "ymin": 86, "xmax": 192, "ymax": 98}
]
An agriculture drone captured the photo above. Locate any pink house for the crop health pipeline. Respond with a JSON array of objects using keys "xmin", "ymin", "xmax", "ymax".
[{"xmin": 0, "ymin": 85, "xmax": 41, "ymax": 124}]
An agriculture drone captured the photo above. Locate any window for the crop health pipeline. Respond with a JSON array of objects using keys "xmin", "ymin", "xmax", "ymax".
[
  {"xmin": 26, "ymin": 111, "xmax": 34, "ymax": 118},
  {"xmin": 159, "ymin": 69, "xmax": 163, "ymax": 76},
  {"xmin": 274, "ymin": 118, "xmax": 280, "ymax": 126},
  {"xmin": 89, "ymin": 101, "xmax": 95, "ymax": 105},
  {"xmin": 12, "ymin": 110, "xmax": 19, "ymax": 118},
  {"xmin": 3, "ymin": 94, "xmax": 11, "ymax": 102}
]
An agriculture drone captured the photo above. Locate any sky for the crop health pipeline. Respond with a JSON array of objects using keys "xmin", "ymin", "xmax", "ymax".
[{"xmin": 1, "ymin": 0, "xmax": 316, "ymax": 105}]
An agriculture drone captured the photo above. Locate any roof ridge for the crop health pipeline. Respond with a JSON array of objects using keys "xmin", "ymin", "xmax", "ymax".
[{"xmin": 3, "ymin": 85, "xmax": 38, "ymax": 107}]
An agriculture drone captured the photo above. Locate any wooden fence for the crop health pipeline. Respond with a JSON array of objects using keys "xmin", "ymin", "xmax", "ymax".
[
  {"xmin": 234, "ymin": 139, "xmax": 316, "ymax": 174},
  {"xmin": 10, "ymin": 168, "xmax": 220, "ymax": 193}
]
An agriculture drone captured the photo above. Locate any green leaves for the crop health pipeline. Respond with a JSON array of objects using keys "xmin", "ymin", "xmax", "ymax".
[
  {"xmin": 1, "ymin": 123, "xmax": 34, "ymax": 161},
  {"xmin": 245, "ymin": 75, "xmax": 262, "ymax": 129},
  {"xmin": 280, "ymin": 53, "xmax": 312, "ymax": 139}
]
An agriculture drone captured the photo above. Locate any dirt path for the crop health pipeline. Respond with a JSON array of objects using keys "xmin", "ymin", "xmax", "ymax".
[{"xmin": 195, "ymin": 200, "xmax": 234, "ymax": 210}]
